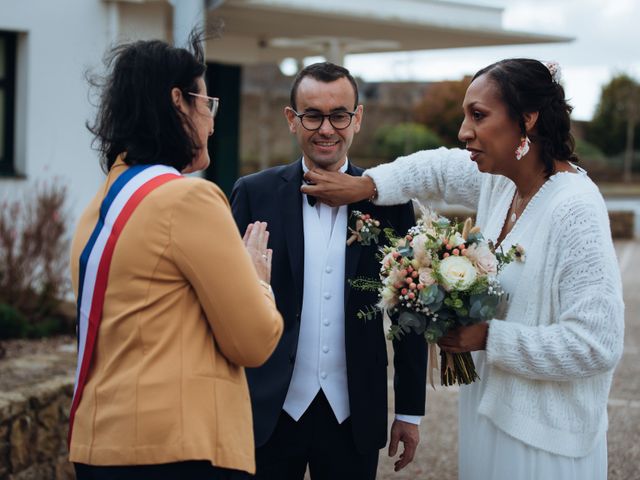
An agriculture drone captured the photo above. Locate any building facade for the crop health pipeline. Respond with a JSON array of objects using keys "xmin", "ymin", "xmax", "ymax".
[{"xmin": 0, "ymin": 0, "xmax": 566, "ymax": 235}]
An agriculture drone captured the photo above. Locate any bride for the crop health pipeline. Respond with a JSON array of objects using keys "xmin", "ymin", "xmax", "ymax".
[{"xmin": 301, "ymin": 58, "xmax": 624, "ymax": 480}]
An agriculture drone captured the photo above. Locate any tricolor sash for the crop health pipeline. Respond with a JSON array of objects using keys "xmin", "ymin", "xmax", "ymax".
[{"xmin": 68, "ymin": 164, "xmax": 182, "ymax": 446}]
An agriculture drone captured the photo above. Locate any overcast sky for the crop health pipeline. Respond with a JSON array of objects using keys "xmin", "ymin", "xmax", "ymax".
[{"xmin": 341, "ymin": 0, "xmax": 640, "ymax": 121}]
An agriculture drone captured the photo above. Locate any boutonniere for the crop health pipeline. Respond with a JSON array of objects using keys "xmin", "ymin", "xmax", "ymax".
[
  {"xmin": 513, "ymin": 244, "xmax": 526, "ymax": 262},
  {"xmin": 347, "ymin": 210, "xmax": 381, "ymax": 246},
  {"xmin": 494, "ymin": 242, "xmax": 526, "ymax": 264}
]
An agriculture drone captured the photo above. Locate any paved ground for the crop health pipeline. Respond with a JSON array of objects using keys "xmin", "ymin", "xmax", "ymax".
[{"xmin": 374, "ymin": 239, "xmax": 640, "ymax": 480}]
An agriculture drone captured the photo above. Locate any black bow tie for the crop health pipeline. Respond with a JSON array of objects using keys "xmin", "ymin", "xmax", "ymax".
[{"xmin": 303, "ymin": 179, "xmax": 317, "ymax": 206}]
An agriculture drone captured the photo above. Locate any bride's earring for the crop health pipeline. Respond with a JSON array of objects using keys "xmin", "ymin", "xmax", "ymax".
[{"xmin": 515, "ymin": 136, "xmax": 530, "ymax": 161}]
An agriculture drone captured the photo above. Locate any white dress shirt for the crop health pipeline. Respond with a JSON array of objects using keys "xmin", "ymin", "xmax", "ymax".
[{"xmin": 284, "ymin": 158, "xmax": 421, "ymax": 426}]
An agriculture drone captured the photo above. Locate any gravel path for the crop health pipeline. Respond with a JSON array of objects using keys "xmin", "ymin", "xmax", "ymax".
[{"xmin": 2, "ymin": 241, "xmax": 638, "ymax": 479}]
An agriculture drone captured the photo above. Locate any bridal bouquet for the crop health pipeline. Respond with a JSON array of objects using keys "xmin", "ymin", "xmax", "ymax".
[{"xmin": 355, "ymin": 206, "xmax": 523, "ymax": 386}]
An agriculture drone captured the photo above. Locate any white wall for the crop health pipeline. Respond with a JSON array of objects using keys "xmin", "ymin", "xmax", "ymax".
[
  {"xmin": 0, "ymin": 0, "xmax": 171, "ymax": 238},
  {"xmin": 118, "ymin": 2, "xmax": 171, "ymax": 43}
]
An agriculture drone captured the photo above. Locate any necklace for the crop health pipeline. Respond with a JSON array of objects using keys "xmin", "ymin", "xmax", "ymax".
[
  {"xmin": 509, "ymin": 194, "xmax": 530, "ymax": 223},
  {"xmin": 509, "ymin": 179, "xmax": 547, "ymax": 224}
]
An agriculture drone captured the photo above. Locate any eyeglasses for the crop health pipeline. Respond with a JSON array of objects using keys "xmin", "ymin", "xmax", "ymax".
[
  {"xmin": 289, "ymin": 108, "xmax": 357, "ymax": 131},
  {"xmin": 188, "ymin": 92, "xmax": 220, "ymax": 117}
]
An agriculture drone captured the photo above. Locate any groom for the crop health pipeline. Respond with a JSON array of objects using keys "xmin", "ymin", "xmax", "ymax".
[{"xmin": 231, "ymin": 62, "xmax": 427, "ymax": 479}]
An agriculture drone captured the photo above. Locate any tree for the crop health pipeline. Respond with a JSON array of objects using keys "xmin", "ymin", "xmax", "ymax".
[
  {"xmin": 587, "ymin": 74, "xmax": 640, "ymax": 182},
  {"xmin": 413, "ymin": 76, "xmax": 472, "ymax": 146},
  {"xmin": 374, "ymin": 123, "xmax": 443, "ymax": 160}
]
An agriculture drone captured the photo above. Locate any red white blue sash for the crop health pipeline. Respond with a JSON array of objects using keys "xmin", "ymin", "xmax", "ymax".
[{"xmin": 68, "ymin": 164, "xmax": 181, "ymax": 446}]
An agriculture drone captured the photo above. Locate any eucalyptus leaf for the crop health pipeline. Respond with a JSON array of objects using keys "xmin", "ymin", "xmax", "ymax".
[
  {"xmin": 480, "ymin": 305, "xmax": 496, "ymax": 319},
  {"xmin": 397, "ymin": 311, "xmax": 427, "ymax": 334},
  {"xmin": 469, "ymin": 301, "xmax": 484, "ymax": 319},
  {"xmin": 419, "ymin": 285, "xmax": 438, "ymax": 304},
  {"xmin": 467, "ymin": 232, "xmax": 484, "ymax": 244}
]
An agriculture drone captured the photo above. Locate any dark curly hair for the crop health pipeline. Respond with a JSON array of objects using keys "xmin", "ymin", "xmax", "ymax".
[
  {"xmin": 473, "ymin": 58, "xmax": 578, "ymax": 176},
  {"xmin": 87, "ymin": 31, "xmax": 207, "ymax": 172},
  {"xmin": 289, "ymin": 62, "xmax": 359, "ymax": 111}
]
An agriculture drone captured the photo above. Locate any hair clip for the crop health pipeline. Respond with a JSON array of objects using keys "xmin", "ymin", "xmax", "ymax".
[{"xmin": 542, "ymin": 61, "xmax": 562, "ymax": 83}]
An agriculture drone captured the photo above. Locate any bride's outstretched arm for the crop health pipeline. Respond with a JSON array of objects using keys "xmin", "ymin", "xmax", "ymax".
[
  {"xmin": 302, "ymin": 147, "xmax": 481, "ymax": 207},
  {"xmin": 364, "ymin": 147, "xmax": 479, "ymax": 207}
]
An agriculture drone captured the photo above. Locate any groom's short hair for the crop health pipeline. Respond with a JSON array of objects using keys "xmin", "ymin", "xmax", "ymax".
[{"xmin": 289, "ymin": 62, "xmax": 359, "ymax": 111}]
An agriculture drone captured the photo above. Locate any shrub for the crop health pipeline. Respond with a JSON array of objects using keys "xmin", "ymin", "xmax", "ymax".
[
  {"xmin": 0, "ymin": 303, "xmax": 28, "ymax": 339},
  {"xmin": 374, "ymin": 123, "xmax": 444, "ymax": 160},
  {"xmin": 575, "ymin": 138, "xmax": 640, "ymax": 182},
  {"xmin": 0, "ymin": 181, "xmax": 73, "ymax": 339},
  {"xmin": 26, "ymin": 316, "xmax": 68, "ymax": 339}
]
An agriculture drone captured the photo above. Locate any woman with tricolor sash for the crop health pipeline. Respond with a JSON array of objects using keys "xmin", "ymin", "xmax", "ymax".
[{"xmin": 68, "ymin": 31, "xmax": 283, "ymax": 480}]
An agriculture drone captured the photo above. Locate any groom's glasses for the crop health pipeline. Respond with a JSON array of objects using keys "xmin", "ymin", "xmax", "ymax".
[{"xmin": 289, "ymin": 108, "xmax": 357, "ymax": 131}]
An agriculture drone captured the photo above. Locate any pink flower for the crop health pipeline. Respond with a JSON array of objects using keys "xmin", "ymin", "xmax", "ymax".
[
  {"xmin": 465, "ymin": 242, "xmax": 498, "ymax": 276},
  {"xmin": 418, "ymin": 267, "xmax": 436, "ymax": 287},
  {"xmin": 382, "ymin": 251, "xmax": 395, "ymax": 268},
  {"xmin": 411, "ymin": 234, "xmax": 431, "ymax": 267}
]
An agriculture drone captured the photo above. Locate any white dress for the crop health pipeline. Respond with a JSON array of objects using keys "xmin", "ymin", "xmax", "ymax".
[
  {"xmin": 367, "ymin": 148, "xmax": 623, "ymax": 478},
  {"xmin": 458, "ymin": 185, "xmax": 608, "ymax": 480},
  {"xmin": 458, "ymin": 360, "xmax": 607, "ymax": 480}
]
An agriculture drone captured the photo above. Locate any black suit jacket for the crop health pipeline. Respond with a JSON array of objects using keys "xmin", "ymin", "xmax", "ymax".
[{"xmin": 230, "ymin": 159, "xmax": 427, "ymax": 453}]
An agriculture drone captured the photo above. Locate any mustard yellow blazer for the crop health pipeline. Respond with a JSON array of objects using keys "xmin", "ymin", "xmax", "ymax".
[{"xmin": 69, "ymin": 159, "xmax": 283, "ymax": 473}]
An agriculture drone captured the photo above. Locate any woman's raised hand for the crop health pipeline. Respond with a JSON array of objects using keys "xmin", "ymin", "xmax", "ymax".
[
  {"xmin": 301, "ymin": 169, "xmax": 377, "ymax": 206},
  {"xmin": 243, "ymin": 221, "xmax": 272, "ymax": 284}
]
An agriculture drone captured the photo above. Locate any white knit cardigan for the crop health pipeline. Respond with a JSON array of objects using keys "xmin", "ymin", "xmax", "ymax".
[{"xmin": 366, "ymin": 147, "xmax": 625, "ymax": 457}]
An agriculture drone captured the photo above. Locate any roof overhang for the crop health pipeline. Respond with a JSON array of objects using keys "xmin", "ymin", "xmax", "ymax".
[
  {"xmin": 205, "ymin": 0, "xmax": 572, "ymax": 64},
  {"xmin": 104, "ymin": 0, "xmax": 572, "ymax": 65}
]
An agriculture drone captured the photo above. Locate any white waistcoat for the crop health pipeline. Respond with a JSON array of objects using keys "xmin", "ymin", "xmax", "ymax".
[{"xmin": 282, "ymin": 198, "xmax": 350, "ymax": 423}]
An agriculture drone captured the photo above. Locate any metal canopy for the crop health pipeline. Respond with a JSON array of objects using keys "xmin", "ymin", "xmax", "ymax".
[{"xmin": 205, "ymin": 0, "xmax": 571, "ymax": 64}]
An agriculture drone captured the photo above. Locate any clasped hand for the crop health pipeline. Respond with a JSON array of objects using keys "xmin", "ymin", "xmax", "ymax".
[{"xmin": 438, "ymin": 322, "xmax": 489, "ymax": 354}]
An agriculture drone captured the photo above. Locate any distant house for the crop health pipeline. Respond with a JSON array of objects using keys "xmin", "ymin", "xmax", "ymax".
[{"xmin": 0, "ymin": 0, "xmax": 567, "ymax": 233}]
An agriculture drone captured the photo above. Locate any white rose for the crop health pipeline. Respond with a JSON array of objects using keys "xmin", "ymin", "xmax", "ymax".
[
  {"xmin": 465, "ymin": 243, "xmax": 497, "ymax": 276},
  {"xmin": 438, "ymin": 256, "xmax": 477, "ymax": 291},
  {"xmin": 449, "ymin": 232, "xmax": 466, "ymax": 247},
  {"xmin": 418, "ymin": 267, "xmax": 435, "ymax": 287},
  {"xmin": 411, "ymin": 234, "xmax": 431, "ymax": 266}
]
